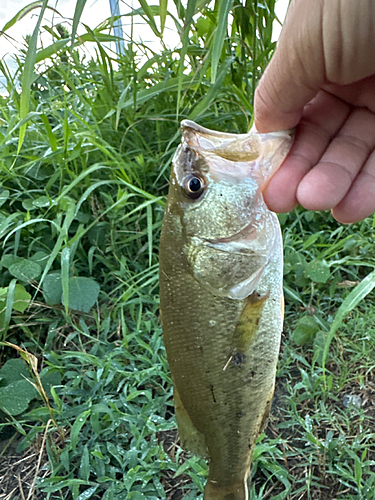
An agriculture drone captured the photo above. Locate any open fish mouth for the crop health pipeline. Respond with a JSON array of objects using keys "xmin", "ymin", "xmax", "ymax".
[{"xmin": 180, "ymin": 120, "xmax": 294, "ymax": 186}]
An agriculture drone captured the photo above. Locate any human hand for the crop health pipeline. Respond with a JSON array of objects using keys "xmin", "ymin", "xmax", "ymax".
[{"xmin": 254, "ymin": 0, "xmax": 375, "ymax": 223}]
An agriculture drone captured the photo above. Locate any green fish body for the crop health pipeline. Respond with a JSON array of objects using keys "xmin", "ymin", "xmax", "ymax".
[{"xmin": 159, "ymin": 121, "xmax": 292, "ymax": 500}]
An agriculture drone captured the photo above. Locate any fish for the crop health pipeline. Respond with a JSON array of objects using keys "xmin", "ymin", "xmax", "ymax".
[{"xmin": 159, "ymin": 120, "xmax": 293, "ymax": 500}]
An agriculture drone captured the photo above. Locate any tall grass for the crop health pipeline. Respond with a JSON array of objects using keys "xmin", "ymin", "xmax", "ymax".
[{"xmin": 0, "ymin": 1, "xmax": 375, "ymax": 499}]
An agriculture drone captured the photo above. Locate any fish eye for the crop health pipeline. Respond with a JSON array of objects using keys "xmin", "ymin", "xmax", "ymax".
[{"xmin": 183, "ymin": 174, "xmax": 205, "ymax": 199}]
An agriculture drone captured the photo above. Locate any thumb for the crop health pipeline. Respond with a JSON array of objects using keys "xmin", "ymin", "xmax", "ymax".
[{"xmin": 254, "ymin": 0, "xmax": 325, "ymax": 133}]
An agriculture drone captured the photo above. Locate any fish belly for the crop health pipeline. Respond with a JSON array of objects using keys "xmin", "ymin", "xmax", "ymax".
[{"xmin": 159, "ymin": 222, "xmax": 283, "ymax": 500}]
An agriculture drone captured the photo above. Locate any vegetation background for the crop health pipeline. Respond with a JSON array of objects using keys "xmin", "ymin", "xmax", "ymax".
[{"xmin": 1, "ymin": 0, "xmax": 375, "ymax": 499}]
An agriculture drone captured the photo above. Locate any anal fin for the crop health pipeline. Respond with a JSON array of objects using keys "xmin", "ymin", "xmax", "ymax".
[{"xmin": 174, "ymin": 385, "xmax": 208, "ymax": 457}]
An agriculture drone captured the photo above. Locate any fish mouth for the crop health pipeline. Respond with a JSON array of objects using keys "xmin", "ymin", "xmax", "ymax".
[
  {"xmin": 181, "ymin": 119, "xmax": 294, "ymax": 140},
  {"xmin": 180, "ymin": 120, "xmax": 294, "ymax": 186}
]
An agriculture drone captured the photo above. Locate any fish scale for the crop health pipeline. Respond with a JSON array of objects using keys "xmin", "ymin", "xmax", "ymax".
[{"xmin": 159, "ymin": 121, "xmax": 293, "ymax": 500}]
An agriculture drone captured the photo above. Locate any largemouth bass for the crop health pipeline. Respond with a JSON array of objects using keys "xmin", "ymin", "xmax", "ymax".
[{"xmin": 159, "ymin": 120, "xmax": 292, "ymax": 500}]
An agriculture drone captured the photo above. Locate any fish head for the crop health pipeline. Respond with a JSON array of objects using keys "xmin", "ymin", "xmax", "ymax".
[
  {"xmin": 164, "ymin": 120, "xmax": 293, "ymax": 298},
  {"xmin": 169, "ymin": 120, "xmax": 293, "ymax": 240}
]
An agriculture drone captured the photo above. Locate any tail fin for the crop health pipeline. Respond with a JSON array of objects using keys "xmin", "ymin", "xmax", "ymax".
[{"xmin": 204, "ymin": 479, "xmax": 248, "ymax": 500}]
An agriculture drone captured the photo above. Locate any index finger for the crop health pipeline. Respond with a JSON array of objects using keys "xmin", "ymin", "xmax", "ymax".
[{"xmin": 254, "ymin": 0, "xmax": 325, "ymax": 132}]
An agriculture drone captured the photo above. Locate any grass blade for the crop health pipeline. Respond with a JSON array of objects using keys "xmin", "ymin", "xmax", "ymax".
[
  {"xmin": 138, "ymin": 0, "xmax": 160, "ymax": 37},
  {"xmin": 322, "ymin": 269, "xmax": 375, "ymax": 373},
  {"xmin": 71, "ymin": 0, "xmax": 88, "ymax": 49},
  {"xmin": 160, "ymin": 0, "xmax": 168, "ymax": 34},
  {"xmin": 210, "ymin": 0, "xmax": 234, "ymax": 83},
  {"xmin": 251, "ymin": 0, "xmax": 258, "ymax": 104},
  {"xmin": 1, "ymin": 1, "xmax": 42, "ymax": 32},
  {"xmin": 35, "ymin": 33, "xmax": 118, "ymax": 64},
  {"xmin": 61, "ymin": 247, "xmax": 70, "ymax": 314},
  {"xmin": 188, "ymin": 57, "xmax": 233, "ymax": 119},
  {"xmin": 177, "ymin": 0, "xmax": 197, "ymax": 115},
  {"xmin": 71, "ymin": 411, "xmax": 90, "ymax": 451},
  {"xmin": 4, "ymin": 279, "xmax": 17, "ymax": 336},
  {"xmin": 147, "ymin": 204, "xmax": 153, "ymax": 267},
  {"xmin": 35, "ymin": 201, "xmax": 76, "ymax": 299},
  {"xmin": 118, "ymin": 75, "xmax": 199, "ymax": 111},
  {"xmin": 18, "ymin": 0, "xmax": 48, "ymax": 152}
]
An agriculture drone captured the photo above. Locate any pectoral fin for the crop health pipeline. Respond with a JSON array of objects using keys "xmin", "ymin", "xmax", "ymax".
[
  {"xmin": 174, "ymin": 385, "xmax": 208, "ymax": 457},
  {"xmin": 231, "ymin": 292, "xmax": 269, "ymax": 354}
]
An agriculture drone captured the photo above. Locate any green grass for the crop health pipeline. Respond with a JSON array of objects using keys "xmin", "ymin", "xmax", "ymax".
[{"xmin": 0, "ymin": 1, "xmax": 375, "ymax": 499}]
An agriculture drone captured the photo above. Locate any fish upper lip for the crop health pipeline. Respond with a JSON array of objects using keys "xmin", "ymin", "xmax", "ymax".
[
  {"xmin": 182, "ymin": 119, "xmax": 294, "ymax": 141},
  {"xmin": 181, "ymin": 120, "xmax": 243, "ymax": 139}
]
